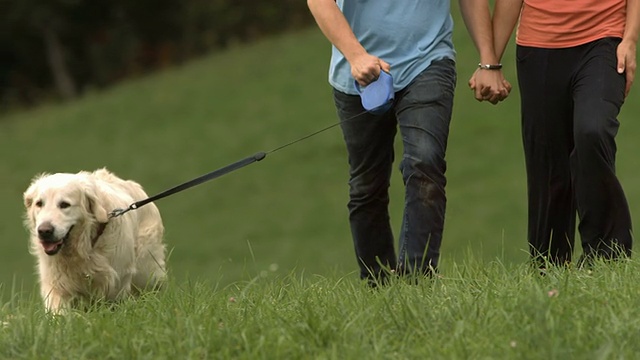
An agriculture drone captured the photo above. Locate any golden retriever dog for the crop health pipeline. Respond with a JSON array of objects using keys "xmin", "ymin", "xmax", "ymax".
[{"xmin": 23, "ymin": 168, "xmax": 166, "ymax": 313}]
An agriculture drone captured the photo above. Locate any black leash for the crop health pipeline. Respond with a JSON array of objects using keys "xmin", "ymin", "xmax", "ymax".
[
  {"xmin": 108, "ymin": 109, "xmax": 368, "ymax": 219},
  {"xmin": 108, "ymin": 151, "xmax": 267, "ymax": 218}
]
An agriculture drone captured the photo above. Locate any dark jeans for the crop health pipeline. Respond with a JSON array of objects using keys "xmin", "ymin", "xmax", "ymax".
[
  {"xmin": 333, "ymin": 58, "xmax": 456, "ymax": 280},
  {"xmin": 516, "ymin": 37, "xmax": 633, "ymax": 265}
]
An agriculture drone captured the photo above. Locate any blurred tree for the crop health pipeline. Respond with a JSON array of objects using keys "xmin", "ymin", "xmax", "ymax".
[{"xmin": 0, "ymin": 0, "xmax": 313, "ymax": 110}]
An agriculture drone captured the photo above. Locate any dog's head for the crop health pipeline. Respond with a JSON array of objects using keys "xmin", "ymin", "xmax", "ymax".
[{"xmin": 23, "ymin": 173, "xmax": 108, "ymax": 256}]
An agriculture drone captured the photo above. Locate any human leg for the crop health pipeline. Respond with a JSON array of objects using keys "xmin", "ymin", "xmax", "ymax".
[
  {"xmin": 516, "ymin": 46, "xmax": 577, "ymax": 265},
  {"xmin": 334, "ymin": 89, "xmax": 398, "ymax": 280},
  {"xmin": 394, "ymin": 58, "xmax": 456, "ymax": 274},
  {"xmin": 570, "ymin": 37, "xmax": 633, "ymax": 260}
]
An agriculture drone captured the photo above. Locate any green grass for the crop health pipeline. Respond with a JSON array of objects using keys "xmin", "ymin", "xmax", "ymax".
[
  {"xmin": 1, "ymin": 7, "xmax": 640, "ymax": 358},
  {"xmin": 3, "ymin": 259, "xmax": 640, "ymax": 358}
]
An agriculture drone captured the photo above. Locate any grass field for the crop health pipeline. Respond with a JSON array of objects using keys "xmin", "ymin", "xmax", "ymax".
[
  {"xmin": 1, "ymin": 7, "xmax": 639, "ymax": 358},
  {"xmin": 3, "ymin": 260, "xmax": 640, "ymax": 358}
]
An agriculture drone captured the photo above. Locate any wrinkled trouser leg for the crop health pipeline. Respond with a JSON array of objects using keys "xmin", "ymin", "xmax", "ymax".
[
  {"xmin": 334, "ymin": 58, "xmax": 456, "ymax": 280},
  {"xmin": 516, "ymin": 38, "xmax": 632, "ymax": 266},
  {"xmin": 395, "ymin": 59, "xmax": 456, "ymax": 275}
]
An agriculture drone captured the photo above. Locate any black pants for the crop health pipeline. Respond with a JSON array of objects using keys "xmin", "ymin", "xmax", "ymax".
[{"xmin": 516, "ymin": 37, "xmax": 632, "ymax": 265}]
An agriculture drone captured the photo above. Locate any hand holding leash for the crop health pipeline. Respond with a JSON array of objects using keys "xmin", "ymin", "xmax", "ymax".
[{"xmin": 354, "ymin": 70, "xmax": 395, "ymax": 115}]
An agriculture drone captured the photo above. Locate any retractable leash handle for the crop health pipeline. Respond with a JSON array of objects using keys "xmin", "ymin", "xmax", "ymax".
[{"xmin": 354, "ymin": 70, "xmax": 395, "ymax": 115}]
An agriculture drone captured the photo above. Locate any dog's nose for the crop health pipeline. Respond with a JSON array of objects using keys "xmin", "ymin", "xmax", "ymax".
[{"xmin": 37, "ymin": 222, "xmax": 55, "ymax": 241}]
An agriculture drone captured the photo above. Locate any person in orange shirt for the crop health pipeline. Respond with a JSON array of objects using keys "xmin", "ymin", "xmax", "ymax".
[{"xmin": 474, "ymin": 0, "xmax": 639, "ymax": 266}]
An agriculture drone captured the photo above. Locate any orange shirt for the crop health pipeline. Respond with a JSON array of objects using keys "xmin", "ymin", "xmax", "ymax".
[{"xmin": 516, "ymin": 0, "xmax": 626, "ymax": 48}]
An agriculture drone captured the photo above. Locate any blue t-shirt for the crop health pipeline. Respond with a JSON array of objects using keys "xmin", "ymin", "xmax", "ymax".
[{"xmin": 329, "ymin": 0, "xmax": 456, "ymax": 94}]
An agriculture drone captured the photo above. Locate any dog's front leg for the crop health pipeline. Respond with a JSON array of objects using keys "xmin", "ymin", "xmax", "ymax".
[
  {"xmin": 111, "ymin": 273, "xmax": 133, "ymax": 301},
  {"xmin": 93, "ymin": 271, "xmax": 132, "ymax": 302},
  {"xmin": 41, "ymin": 283, "xmax": 66, "ymax": 314}
]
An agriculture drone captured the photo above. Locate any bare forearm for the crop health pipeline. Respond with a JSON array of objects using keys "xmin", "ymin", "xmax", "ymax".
[
  {"xmin": 459, "ymin": 0, "xmax": 499, "ymax": 64},
  {"xmin": 493, "ymin": 0, "xmax": 523, "ymax": 61},
  {"xmin": 624, "ymin": 0, "xmax": 640, "ymax": 44},
  {"xmin": 307, "ymin": 0, "xmax": 366, "ymax": 62}
]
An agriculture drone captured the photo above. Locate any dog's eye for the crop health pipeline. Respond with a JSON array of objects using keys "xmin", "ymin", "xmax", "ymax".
[
  {"xmin": 35, "ymin": 200, "xmax": 43, "ymax": 208},
  {"xmin": 59, "ymin": 201, "xmax": 71, "ymax": 209}
]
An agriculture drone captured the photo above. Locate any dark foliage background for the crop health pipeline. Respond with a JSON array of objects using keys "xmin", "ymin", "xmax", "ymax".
[{"xmin": 0, "ymin": 0, "xmax": 313, "ymax": 109}]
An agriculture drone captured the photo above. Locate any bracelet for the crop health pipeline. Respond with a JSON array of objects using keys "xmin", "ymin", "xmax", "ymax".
[{"xmin": 478, "ymin": 63, "xmax": 503, "ymax": 70}]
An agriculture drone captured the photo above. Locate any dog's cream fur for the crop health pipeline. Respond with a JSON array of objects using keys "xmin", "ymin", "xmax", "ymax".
[{"xmin": 23, "ymin": 168, "xmax": 166, "ymax": 313}]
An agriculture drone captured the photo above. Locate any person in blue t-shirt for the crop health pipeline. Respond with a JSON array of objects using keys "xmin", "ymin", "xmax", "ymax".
[{"xmin": 307, "ymin": 0, "xmax": 510, "ymax": 283}]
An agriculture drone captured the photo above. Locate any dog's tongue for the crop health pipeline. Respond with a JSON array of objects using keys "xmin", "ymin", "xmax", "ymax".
[{"xmin": 41, "ymin": 241, "xmax": 62, "ymax": 253}]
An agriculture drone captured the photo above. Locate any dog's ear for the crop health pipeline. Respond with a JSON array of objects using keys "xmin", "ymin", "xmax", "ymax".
[
  {"xmin": 82, "ymin": 181, "xmax": 109, "ymax": 223},
  {"xmin": 23, "ymin": 188, "xmax": 34, "ymax": 209},
  {"xmin": 87, "ymin": 193, "xmax": 108, "ymax": 223},
  {"xmin": 23, "ymin": 185, "xmax": 37, "ymax": 229},
  {"xmin": 23, "ymin": 174, "xmax": 45, "ymax": 208}
]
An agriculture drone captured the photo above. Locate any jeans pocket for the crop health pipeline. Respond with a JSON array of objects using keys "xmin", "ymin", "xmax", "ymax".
[
  {"xmin": 431, "ymin": 58, "xmax": 457, "ymax": 92},
  {"xmin": 404, "ymin": 59, "xmax": 456, "ymax": 104}
]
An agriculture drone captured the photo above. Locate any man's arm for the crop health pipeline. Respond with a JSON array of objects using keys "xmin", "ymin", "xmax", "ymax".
[
  {"xmin": 459, "ymin": 0, "xmax": 511, "ymax": 104},
  {"xmin": 307, "ymin": 0, "xmax": 390, "ymax": 86},
  {"xmin": 618, "ymin": 0, "xmax": 639, "ymax": 97}
]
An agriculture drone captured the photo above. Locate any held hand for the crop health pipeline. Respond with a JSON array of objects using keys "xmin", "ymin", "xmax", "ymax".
[
  {"xmin": 468, "ymin": 68, "xmax": 512, "ymax": 105},
  {"xmin": 350, "ymin": 53, "xmax": 391, "ymax": 86},
  {"xmin": 617, "ymin": 39, "xmax": 637, "ymax": 98}
]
